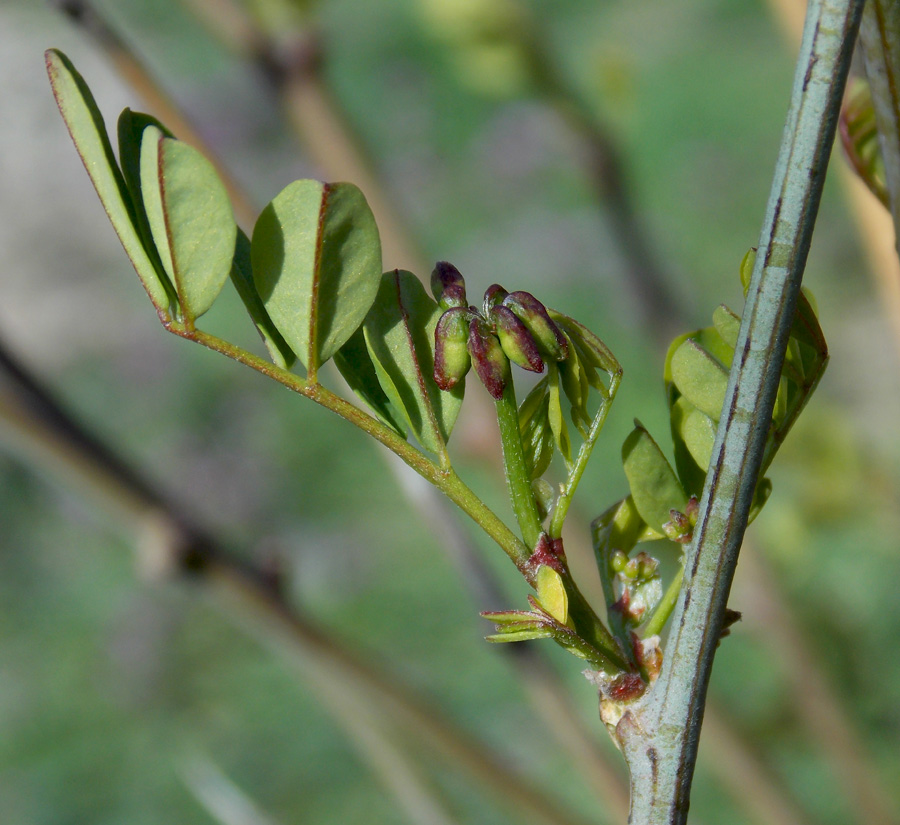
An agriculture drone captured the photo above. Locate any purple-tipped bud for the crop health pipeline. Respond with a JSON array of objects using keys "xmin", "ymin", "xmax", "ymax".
[
  {"xmin": 434, "ymin": 307, "xmax": 473, "ymax": 390},
  {"xmin": 502, "ymin": 291, "xmax": 569, "ymax": 361},
  {"xmin": 635, "ymin": 551, "xmax": 659, "ymax": 580},
  {"xmin": 468, "ymin": 317, "xmax": 511, "ymax": 400},
  {"xmin": 685, "ymin": 495, "xmax": 699, "ymax": 526},
  {"xmin": 662, "ymin": 509, "xmax": 692, "ymax": 544},
  {"xmin": 490, "ymin": 305, "xmax": 544, "ymax": 372},
  {"xmin": 482, "ymin": 283, "xmax": 509, "ymax": 316},
  {"xmin": 431, "ymin": 261, "xmax": 468, "ymax": 310}
]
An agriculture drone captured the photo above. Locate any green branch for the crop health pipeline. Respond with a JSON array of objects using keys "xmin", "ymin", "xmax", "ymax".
[{"xmin": 616, "ymin": 2, "xmax": 865, "ymax": 822}]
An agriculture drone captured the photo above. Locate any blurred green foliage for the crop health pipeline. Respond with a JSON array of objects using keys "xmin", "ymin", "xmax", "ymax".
[{"xmin": 1, "ymin": 0, "xmax": 899, "ymax": 823}]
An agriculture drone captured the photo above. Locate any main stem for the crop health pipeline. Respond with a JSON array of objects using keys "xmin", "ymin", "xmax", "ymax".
[{"xmin": 618, "ymin": 1, "xmax": 863, "ymax": 822}]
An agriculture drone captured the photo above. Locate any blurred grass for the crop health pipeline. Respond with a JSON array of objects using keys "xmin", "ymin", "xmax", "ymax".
[{"xmin": 1, "ymin": 0, "xmax": 899, "ymax": 823}]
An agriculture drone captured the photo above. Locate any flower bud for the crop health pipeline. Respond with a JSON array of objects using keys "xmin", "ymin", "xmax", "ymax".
[
  {"xmin": 482, "ymin": 283, "xmax": 509, "ymax": 316},
  {"xmin": 431, "ymin": 261, "xmax": 468, "ymax": 310},
  {"xmin": 502, "ymin": 291, "xmax": 568, "ymax": 360},
  {"xmin": 685, "ymin": 495, "xmax": 699, "ymax": 526},
  {"xmin": 634, "ymin": 552, "xmax": 659, "ymax": 580},
  {"xmin": 433, "ymin": 307, "xmax": 472, "ymax": 390},
  {"xmin": 623, "ymin": 557, "xmax": 640, "ymax": 580},
  {"xmin": 610, "ymin": 549, "xmax": 629, "ymax": 574},
  {"xmin": 662, "ymin": 509, "xmax": 692, "ymax": 543},
  {"xmin": 468, "ymin": 317, "xmax": 511, "ymax": 400},
  {"xmin": 490, "ymin": 305, "xmax": 544, "ymax": 373}
]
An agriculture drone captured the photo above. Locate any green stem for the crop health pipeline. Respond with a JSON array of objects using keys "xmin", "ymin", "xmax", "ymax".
[
  {"xmin": 619, "ymin": 3, "xmax": 864, "ymax": 822},
  {"xmin": 549, "ymin": 368, "xmax": 622, "ymax": 539},
  {"xmin": 494, "ymin": 380, "xmax": 543, "ymax": 552},
  {"xmin": 173, "ymin": 324, "xmax": 531, "ymax": 570}
]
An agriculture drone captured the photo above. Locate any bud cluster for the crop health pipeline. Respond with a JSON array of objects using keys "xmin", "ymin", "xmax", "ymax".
[
  {"xmin": 431, "ymin": 261, "xmax": 569, "ymax": 400},
  {"xmin": 661, "ymin": 496, "xmax": 699, "ymax": 544},
  {"xmin": 609, "ymin": 550, "xmax": 662, "ymax": 628}
]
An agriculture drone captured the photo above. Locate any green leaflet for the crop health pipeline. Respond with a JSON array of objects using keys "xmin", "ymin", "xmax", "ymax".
[
  {"xmin": 363, "ymin": 270, "xmax": 463, "ymax": 456},
  {"xmin": 230, "ymin": 230, "xmax": 296, "ymax": 369},
  {"xmin": 547, "ymin": 310, "xmax": 621, "ymax": 377},
  {"xmin": 558, "ymin": 331, "xmax": 590, "ymax": 435},
  {"xmin": 546, "ymin": 363, "xmax": 572, "ymax": 463},
  {"xmin": 45, "ymin": 50, "xmax": 170, "ymax": 312},
  {"xmin": 334, "ymin": 326, "xmax": 407, "ymax": 437},
  {"xmin": 485, "ymin": 628, "xmax": 554, "ymax": 643},
  {"xmin": 669, "ymin": 405, "xmax": 709, "ymax": 502},
  {"xmin": 712, "ymin": 304, "xmax": 741, "ymax": 351},
  {"xmin": 518, "ymin": 379, "xmax": 553, "ymax": 479},
  {"xmin": 535, "ymin": 565, "xmax": 569, "ymax": 625},
  {"xmin": 671, "ymin": 395, "xmax": 717, "ymax": 472},
  {"xmin": 622, "ymin": 423, "xmax": 687, "ymax": 536},
  {"xmin": 739, "ymin": 247, "xmax": 756, "ymax": 294},
  {"xmin": 139, "ymin": 126, "xmax": 236, "ymax": 323},
  {"xmin": 669, "ymin": 339, "xmax": 730, "ymax": 421},
  {"xmin": 787, "ymin": 290, "xmax": 828, "ymax": 369},
  {"xmin": 116, "ymin": 109, "xmax": 178, "ymax": 308},
  {"xmin": 251, "ymin": 180, "xmax": 382, "ymax": 374}
]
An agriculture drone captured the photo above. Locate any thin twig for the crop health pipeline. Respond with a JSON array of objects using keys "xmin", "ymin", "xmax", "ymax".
[
  {"xmin": 618, "ymin": 2, "xmax": 864, "ymax": 822},
  {"xmin": 181, "ymin": 754, "xmax": 285, "ymax": 825},
  {"xmin": 768, "ymin": 0, "xmax": 900, "ymax": 379},
  {"xmin": 761, "ymin": 3, "xmax": 900, "ymax": 822}
]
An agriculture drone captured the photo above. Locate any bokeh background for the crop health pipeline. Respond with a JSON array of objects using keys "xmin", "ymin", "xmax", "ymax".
[{"xmin": 2, "ymin": 0, "xmax": 899, "ymax": 823}]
